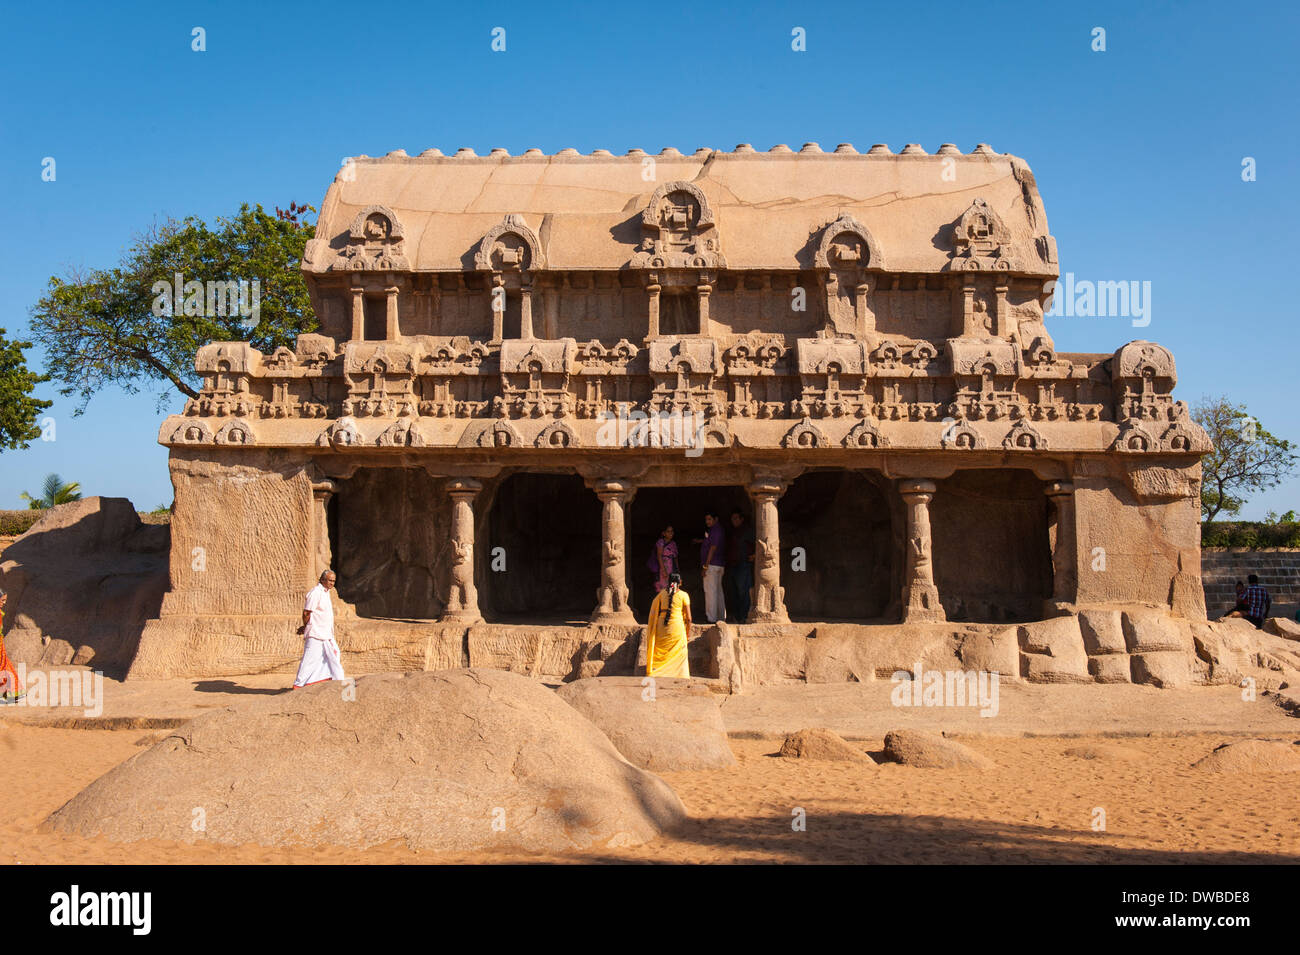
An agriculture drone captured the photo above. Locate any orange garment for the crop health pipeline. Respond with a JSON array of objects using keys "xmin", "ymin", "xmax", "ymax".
[{"xmin": 0, "ymin": 608, "xmax": 22, "ymax": 699}]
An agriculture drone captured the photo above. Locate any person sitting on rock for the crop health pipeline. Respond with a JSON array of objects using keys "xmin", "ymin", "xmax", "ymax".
[
  {"xmin": 0, "ymin": 587, "xmax": 25, "ymax": 705},
  {"xmin": 1221, "ymin": 580, "xmax": 1248, "ymax": 619},
  {"xmin": 1240, "ymin": 574, "xmax": 1272, "ymax": 629}
]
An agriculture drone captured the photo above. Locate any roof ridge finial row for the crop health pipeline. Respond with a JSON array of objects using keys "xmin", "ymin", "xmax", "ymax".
[{"xmin": 351, "ymin": 143, "xmax": 1004, "ymax": 163}]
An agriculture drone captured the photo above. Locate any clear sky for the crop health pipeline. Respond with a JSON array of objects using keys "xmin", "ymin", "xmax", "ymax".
[{"xmin": 1, "ymin": 0, "xmax": 1296, "ymax": 515}]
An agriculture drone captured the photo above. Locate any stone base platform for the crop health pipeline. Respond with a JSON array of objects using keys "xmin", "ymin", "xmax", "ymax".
[{"xmin": 126, "ymin": 607, "xmax": 1300, "ymax": 693}]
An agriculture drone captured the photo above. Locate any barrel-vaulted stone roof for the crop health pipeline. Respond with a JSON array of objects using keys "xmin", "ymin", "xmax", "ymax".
[{"xmin": 304, "ymin": 144, "xmax": 1058, "ymax": 277}]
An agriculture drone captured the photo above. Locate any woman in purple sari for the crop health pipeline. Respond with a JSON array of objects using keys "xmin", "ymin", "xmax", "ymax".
[{"xmin": 650, "ymin": 525, "xmax": 679, "ymax": 593}]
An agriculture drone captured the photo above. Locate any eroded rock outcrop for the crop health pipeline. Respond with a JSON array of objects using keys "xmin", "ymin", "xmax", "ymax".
[
  {"xmin": 46, "ymin": 669, "xmax": 687, "ymax": 851},
  {"xmin": 555, "ymin": 675, "xmax": 736, "ymax": 772},
  {"xmin": 881, "ymin": 729, "xmax": 995, "ymax": 769},
  {"xmin": 779, "ymin": 727, "xmax": 872, "ymax": 763},
  {"xmin": 0, "ymin": 498, "xmax": 168, "ymax": 675},
  {"xmin": 1191, "ymin": 739, "xmax": 1300, "ymax": 773}
]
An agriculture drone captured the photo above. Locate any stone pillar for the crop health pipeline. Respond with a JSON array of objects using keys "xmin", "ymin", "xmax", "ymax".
[
  {"xmin": 697, "ymin": 279, "xmax": 712, "ymax": 337},
  {"xmin": 854, "ymin": 277, "xmax": 875, "ymax": 337},
  {"xmin": 520, "ymin": 284, "xmax": 534, "ymax": 339},
  {"xmin": 822, "ymin": 274, "xmax": 839, "ymax": 336},
  {"xmin": 385, "ymin": 286, "xmax": 400, "ymax": 340},
  {"xmin": 747, "ymin": 478, "xmax": 789, "ymax": 623},
  {"xmin": 590, "ymin": 478, "xmax": 635, "ymax": 624},
  {"xmin": 994, "ymin": 278, "xmax": 1010, "ymax": 339},
  {"xmin": 646, "ymin": 278, "xmax": 661, "ymax": 342},
  {"xmin": 1045, "ymin": 480, "xmax": 1077, "ymax": 616},
  {"xmin": 899, "ymin": 479, "xmax": 945, "ymax": 622},
  {"xmin": 960, "ymin": 278, "xmax": 978, "ymax": 337},
  {"xmin": 310, "ymin": 479, "xmax": 336, "ymax": 578},
  {"xmin": 489, "ymin": 276, "xmax": 505, "ymax": 344},
  {"xmin": 350, "ymin": 287, "xmax": 365, "ymax": 341},
  {"xmin": 441, "ymin": 478, "xmax": 482, "ymax": 623}
]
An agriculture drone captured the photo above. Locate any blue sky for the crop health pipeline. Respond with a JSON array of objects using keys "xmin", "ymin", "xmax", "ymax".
[{"xmin": 0, "ymin": 0, "xmax": 1296, "ymax": 515}]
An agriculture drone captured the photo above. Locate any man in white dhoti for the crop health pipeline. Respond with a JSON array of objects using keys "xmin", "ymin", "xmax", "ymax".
[{"xmin": 293, "ymin": 570, "xmax": 345, "ymax": 688}]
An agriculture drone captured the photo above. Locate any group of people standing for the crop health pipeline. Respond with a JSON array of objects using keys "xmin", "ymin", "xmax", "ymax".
[
  {"xmin": 647, "ymin": 510, "xmax": 755, "ymax": 624},
  {"xmin": 644, "ymin": 510, "xmax": 755, "ymax": 680}
]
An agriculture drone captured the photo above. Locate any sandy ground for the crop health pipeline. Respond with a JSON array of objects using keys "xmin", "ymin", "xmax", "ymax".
[{"xmin": 4, "ymin": 676, "xmax": 1300, "ymax": 864}]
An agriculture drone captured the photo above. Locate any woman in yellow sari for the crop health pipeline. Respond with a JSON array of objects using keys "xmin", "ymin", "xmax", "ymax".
[{"xmin": 646, "ymin": 572, "xmax": 691, "ymax": 678}]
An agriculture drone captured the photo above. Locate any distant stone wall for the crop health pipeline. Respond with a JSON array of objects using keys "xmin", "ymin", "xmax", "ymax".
[{"xmin": 1202, "ymin": 548, "xmax": 1300, "ymax": 614}]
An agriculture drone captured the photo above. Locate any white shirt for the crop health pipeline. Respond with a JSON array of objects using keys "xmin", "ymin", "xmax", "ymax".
[{"xmin": 303, "ymin": 583, "xmax": 335, "ymax": 640}]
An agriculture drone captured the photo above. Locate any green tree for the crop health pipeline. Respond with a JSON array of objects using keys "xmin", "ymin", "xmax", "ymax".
[
  {"xmin": 1193, "ymin": 395, "xmax": 1297, "ymax": 521},
  {"xmin": 0, "ymin": 327, "xmax": 53, "ymax": 451},
  {"xmin": 28, "ymin": 202, "xmax": 317, "ymax": 413},
  {"xmin": 20, "ymin": 473, "xmax": 82, "ymax": 510}
]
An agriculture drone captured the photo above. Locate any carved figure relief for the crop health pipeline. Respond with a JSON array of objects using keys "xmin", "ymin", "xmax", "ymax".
[
  {"xmin": 335, "ymin": 205, "xmax": 409, "ymax": 271},
  {"xmin": 630, "ymin": 181, "xmax": 725, "ymax": 269}
]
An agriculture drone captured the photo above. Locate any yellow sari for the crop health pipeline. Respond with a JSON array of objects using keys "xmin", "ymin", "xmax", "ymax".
[{"xmin": 646, "ymin": 588, "xmax": 690, "ymax": 678}]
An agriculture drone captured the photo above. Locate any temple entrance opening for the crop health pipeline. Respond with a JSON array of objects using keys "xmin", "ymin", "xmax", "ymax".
[
  {"xmin": 628, "ymin": 484, "xmax": 749, "ymax": 620},
  {"xmin": 333, "ymin": 466, "xmax": 444, "ymax": 619},
  {"xmin": 779, "ymin": 470, "xmax": 896, "ymax": 621},
  {"xmin": 483, "ymin": 472, "xmax": 601, "ymax": 623},
  {"xmin": 931, "ymin": 468, "xmax": 1052, "ymax": 622}
]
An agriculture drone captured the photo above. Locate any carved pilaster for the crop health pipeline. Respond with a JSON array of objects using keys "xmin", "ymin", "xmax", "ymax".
[
  {"xmin": 822, "ymin": 273, "xmax": 839, "ymax": 337},
  {"xmin": 995, "ymin": 278, "xmax": 1010, "ymax": 339},
  {"xmin": 385, "ymin": 286, "xmax": 400, "ymax": 340},
  {"xmin": 747, "ymin": 477, "xmax": 789, "ymax": 623},
  {"xmin": 899, "ymin": 479, "xmax": 945, "ymax": 622},
  {"xmin": 489, "ymin": 275, "xmax": 505, "ymax": 345},
  {"xmin": 441, "ymin": 478, "xmax": 482, "ymax": 623},
  {"xmin": 1045, "ymin": 480, "xmax": 1078, "ymax": 616},
  {"xmin": 310, "ymin": 479, "xmax": 336, "ymax": 579},
  {"xmin": 590, "ymin": 478, "xmax": 636, "ymax": 623},
  {"xmin": 520, "ymin": 284, "xmax": 534, "ymax": 340},
  {"xmin": 960, "ymin": 277, "xmax": 979, "ymax": 338},
  {"xmin": 350, "ymin": 287, "xmax": 365, "ymax": 341},
  {"xmin": 854, "ymin": 278, "xmax": 874, "ymax": 337},
  {"xmin": 697, "ymin": 277, "xmax": 713, "ymax": 337},
  {"xmin": 646, "ymin": 275, "xmax": 661, "ymax": 342}
]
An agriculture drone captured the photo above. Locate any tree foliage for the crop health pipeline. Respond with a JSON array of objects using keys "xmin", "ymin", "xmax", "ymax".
[
  {"xmin": 28, "ymin": 203, "xmax": 317, "ymax": 413},
  {"xmin": 1193, "ymin": 395, "xmax": 1297, "ymax": 521},
  {"xmin": 0, "ymin": 327, "xmax": 52, "ymax": 452},
  {"xmin": 20, "ymin": 473, "xmax": 82, "ymax": 510}
]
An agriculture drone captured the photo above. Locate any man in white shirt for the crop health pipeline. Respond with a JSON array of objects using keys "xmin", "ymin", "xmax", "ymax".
[{"xmin": 292, "ymin": 570, "xmax": 346, "ymax": 688}]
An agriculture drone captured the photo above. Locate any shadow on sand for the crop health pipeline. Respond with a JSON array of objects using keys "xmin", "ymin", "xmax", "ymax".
[
  {"xmin": 586, "ymin": 808, "xmax": 1300, "ymax": 864},
  {"xmin": 192, "ymin": 680, "xmax": 291, "ymax": 696}
]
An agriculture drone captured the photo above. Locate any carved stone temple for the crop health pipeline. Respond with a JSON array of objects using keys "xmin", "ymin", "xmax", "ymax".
[{"xmin": 130, "ymin": 142, "xmax": 1213, "ymax": 689}]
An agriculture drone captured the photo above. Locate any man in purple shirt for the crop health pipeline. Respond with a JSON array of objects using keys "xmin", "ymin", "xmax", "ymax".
[{"xmin": 694, "ymin": 512, "xmax": 727, "ymax": 624}]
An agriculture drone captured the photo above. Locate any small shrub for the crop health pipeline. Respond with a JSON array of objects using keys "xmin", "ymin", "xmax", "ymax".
[
  {"xmin": 1203, "ymin": 521, "xmax": 1300, "ymax": 549},
  {"xmin": 0, "ymin": 510, "xmax": 43, "ymax": 537}
]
